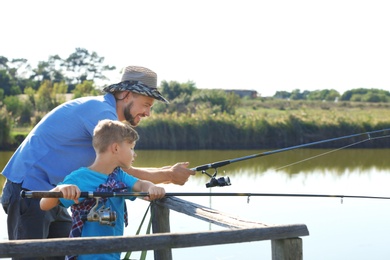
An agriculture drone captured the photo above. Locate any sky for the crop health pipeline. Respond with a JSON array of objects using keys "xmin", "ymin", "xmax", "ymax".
[{"xmin": 2, "ymin": 0, "xmax": 390, "ymax": 97}]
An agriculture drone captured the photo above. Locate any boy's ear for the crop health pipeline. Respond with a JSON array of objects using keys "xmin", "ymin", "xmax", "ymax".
[{"xmin": 110, "ymin": 142, "xmax": 120, "ymax": 154}]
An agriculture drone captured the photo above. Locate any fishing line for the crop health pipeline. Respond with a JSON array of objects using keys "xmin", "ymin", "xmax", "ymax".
[
  {"xmin": 190, "ymin": 128, "xmax": 390, "ymax": 187},
  {"xmin": 276, "ymin": 134, "xmax": 390, "ymax": 171}
]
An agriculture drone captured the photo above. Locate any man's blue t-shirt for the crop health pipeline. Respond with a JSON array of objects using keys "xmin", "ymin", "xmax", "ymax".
[
  {"xmin": 1, "ymin": 94, "xmax": 117, "ymax": 190},
  {"xmin": 59, "ymin": 167, "xmax": 138, "ymax": 260}
]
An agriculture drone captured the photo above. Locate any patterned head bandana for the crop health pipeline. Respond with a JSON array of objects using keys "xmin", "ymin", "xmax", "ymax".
[
  {"xmin": 103, "ymin": 80, "xmax": 169, "ymax": 104},
  {"xmin": 103, "ymin": 66, "xmax": 169, "ymax": 104}
]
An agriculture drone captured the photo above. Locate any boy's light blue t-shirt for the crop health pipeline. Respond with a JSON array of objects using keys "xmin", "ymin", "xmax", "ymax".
[
  {"xmin": 59, "ymin": 167, "xmax": 139, "ymax": 260},
  {"xmin": 1, "ymin": 94, "xmax": 117, "ymax": 190}
]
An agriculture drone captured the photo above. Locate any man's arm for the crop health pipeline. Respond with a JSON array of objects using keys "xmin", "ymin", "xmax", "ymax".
[{"xmin": 125, "ymin": 162, "xmax": 195, "ymax": 185}]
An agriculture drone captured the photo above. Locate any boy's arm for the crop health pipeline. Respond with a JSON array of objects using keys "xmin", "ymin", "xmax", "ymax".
[{"xmin": 40, "ymin": 184, "xmax": 81, "ymax": 211}]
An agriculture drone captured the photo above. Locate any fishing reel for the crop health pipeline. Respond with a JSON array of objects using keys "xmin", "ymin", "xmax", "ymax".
[
  {"xmin": 87, "ymin": 198, "xmax": 117, "ymax": 226},
  {"xmin": 202, "ymin": 169, "xmax": 231, "ymax": 188}
]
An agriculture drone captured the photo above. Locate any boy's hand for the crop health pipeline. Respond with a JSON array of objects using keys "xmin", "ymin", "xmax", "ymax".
[
  {"xmin": 145, "ymin": 186, "xmax": 166, "ymax": 201},
  {"xmin": 57, "ymin": 184, "xmax": 81, "ymax": 204}
]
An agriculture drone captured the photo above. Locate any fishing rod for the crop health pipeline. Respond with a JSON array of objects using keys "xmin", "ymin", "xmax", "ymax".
[
  {"xmin": 189, "ymin": 128, "xmax": 390, "ymax": 188},
  {"xmin": 21, "ymin": 190, "xmax": 390, "ymax": 201},
  {"xmin": 23, "ymin": 190, "xmax": 390, "ymax": 225}
]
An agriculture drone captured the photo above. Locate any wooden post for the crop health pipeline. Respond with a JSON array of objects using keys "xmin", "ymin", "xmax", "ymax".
[
  {"xmin": 271, "ymin": 238, "xmax": 303, "ymax": 260},
  {"xmin": 151, "ymin": 201, "xmax": 172, "ymax": 260}
]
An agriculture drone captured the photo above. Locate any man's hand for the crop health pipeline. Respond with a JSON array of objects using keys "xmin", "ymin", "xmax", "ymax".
[
  {"xmin": 127, "ymin": 162, "xmax": 195, "ymax": 185},
  {"xmin": 167, "ymin": 162, "xmax": 195, "ymax": 185}
]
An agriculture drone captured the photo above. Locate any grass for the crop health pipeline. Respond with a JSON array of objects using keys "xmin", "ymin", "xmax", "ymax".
[
  {"xmin": 7, "ymin": 99, "xmax": 390, "ymax": 150},
  {"xmin": 236, "ymin": 99, "xmax": 390, "ymax": 125},
  {"xmin": 12, "ymin": 127, "xmax": 33, "ymax": 136}
]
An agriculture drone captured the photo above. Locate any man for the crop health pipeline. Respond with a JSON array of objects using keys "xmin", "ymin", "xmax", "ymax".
[{"xmin": 1, "ymin": 66, "xmax": 194, "ymax": 259}]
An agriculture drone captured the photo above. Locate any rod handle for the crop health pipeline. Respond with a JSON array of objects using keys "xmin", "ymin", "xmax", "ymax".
[{"xmin": 20, "ymin": 191, "xmax": 90, "ymax": 198}]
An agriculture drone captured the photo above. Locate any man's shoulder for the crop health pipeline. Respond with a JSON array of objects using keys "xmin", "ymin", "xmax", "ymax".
[
  {"xmin": 62, "ymin": 95, "xmax": 115, "ymax": 114},
  {"xmin": 69, "ymin": 95, "xmax": 105, "ymax": 105}
]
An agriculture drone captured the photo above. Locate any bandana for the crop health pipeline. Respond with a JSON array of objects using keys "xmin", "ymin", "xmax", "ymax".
[
  {"xmin": 103, "ymin": 80, "xmax": 169, "ymax": 104},
  {"xmin": 66, "ymin": 168, "xmax": 128, "ymax": 260}
]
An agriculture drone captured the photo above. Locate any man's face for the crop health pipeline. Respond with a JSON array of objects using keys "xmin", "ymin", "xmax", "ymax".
[{"xmin": 119, "ymin": 93, "xmax": 155, "ymax": 126}]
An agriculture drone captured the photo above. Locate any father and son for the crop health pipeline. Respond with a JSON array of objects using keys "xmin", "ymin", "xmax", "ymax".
[{"xmin": 1, "ymin": 66, "xmax": 196, "ymax": 259}]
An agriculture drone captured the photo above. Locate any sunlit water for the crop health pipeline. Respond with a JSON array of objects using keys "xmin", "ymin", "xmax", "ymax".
[{"xmin": 1, "ymin": 149, "xmax": 390, "ymax": 259}]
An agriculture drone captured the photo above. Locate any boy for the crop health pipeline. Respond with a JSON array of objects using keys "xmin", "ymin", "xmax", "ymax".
[{"xmin": 40, "ymin": 119, "xmax": 165, "ymax": 259}]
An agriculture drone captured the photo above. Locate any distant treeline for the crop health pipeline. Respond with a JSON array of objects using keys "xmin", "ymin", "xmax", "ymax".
[
  {"xmin": 3, "ymin": 113, "xmax": 390, "ymax": 151},
  {"xmin": 134, "ymin": 113, "xmax": 390, "ymax": 150},
  {"xmin": 274, "ymin": 88, "xmax": 390, "ymax": 102}
]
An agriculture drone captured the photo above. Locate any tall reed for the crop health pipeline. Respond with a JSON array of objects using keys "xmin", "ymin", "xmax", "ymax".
[{"xmin": 135, "ymin": 111, "xmax": 390, "ymax": 150}]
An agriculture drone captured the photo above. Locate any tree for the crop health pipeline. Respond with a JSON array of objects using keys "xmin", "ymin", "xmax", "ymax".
[
  {"xmin": 274, "ymin": 91, "xmax": 291, "ymax": 99},
  {"xmin": 0, "ymin": 70, "xmax": 13, "ymax": 96},
  {"xmin": 24, "ymin": 87, "xmax": 36, "ymax": 109},
  {"xmin": 307, "ymin": 89, "xmax": 340, "ymax": 101},
  {"xmin": 290, "ymin": 89, "xmax": 304, "ymax": 100},
  {"xmin": 32, "ymin": 61, "xmax": 57, "ymax": 84},
  {"xmin": 8, "ymin": 58, "xmax": 31, "ymax": 79},
  {"xmin": 3, "ymin": 95, "xmax": 21, "ymax": 116},
  {"xmin": 0, "ymin": 56, "xmax": 9, "ymax": 70},
  {"xmin": 160, "ymin": 80, "xmax": 197, "ymax": 100},
  {"xmin": 192, "ymin": 89, "xmax": 238, "ymax": 114},
  {"xmin": 7, "ymin": 58, "xmax": 34, "ymax": 93},
  {"xmin": 325, "ymin": 89, "xmax": 340, "ymax": 101},
  {"xmin": 72, "ymin": 80, "xmax": 99, "ymax": 98},
  {"xmin": 52, "ymin": 81, "xmax": 69, "ymax": 103},
  {"xmin": 0, "ymin": 88, "xmax": 4, "ymax": 105},
  {"xmin": 63, "ymin": 48, "xmax": 116, "ymax": 89},
  {"xmin": 0, "ymin": 110, "xmax": 11, "ymax": 147},
  {"xmin": 341, "ymin": 88, "xmax": 390, "ymax": 102},
  {"xmin": 19, "ymin": 99, "xmax": 33, "ymax": 126},
  {"xmin": 36, "ymin": 80, "xmax": 55, "ymax": 112}
]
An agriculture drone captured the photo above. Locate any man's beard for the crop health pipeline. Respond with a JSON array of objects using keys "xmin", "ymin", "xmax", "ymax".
[{"xmin": 123, "ymin": 101, "xmax": 138, "ymax": 126}]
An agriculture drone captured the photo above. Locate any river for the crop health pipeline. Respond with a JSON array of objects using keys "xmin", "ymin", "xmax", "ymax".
[{"xmin": 1, "ymin": 149, "xmax": 390, "ymax": 260}]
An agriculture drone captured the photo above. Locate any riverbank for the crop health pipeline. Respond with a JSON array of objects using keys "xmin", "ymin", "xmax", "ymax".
[
  {"xmin": 3, "ymin": 100, "xmax": 390, "ymax": 151},
  {"xmin": 3, "ymin": 120, "xmax": 390, "ymax": 151}
]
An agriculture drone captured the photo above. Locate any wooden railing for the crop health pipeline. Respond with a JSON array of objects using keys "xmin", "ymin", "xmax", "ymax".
[{"xmin": 0, "ymin": 197, "xmax": 309, "ymax": 259}]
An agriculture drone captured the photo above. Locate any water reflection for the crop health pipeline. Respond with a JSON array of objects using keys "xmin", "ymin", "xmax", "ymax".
[
  {"xmin": 1, "ymin": 149, "xmax": 390, "ymax": 259},
  {"xmin": 1, "ymin": 149, "xmax": 390, "ymax": 194},
  {"xmin": 133, "ymin": 148, "xmax": 390, "ymax": 176},
  {"xmin": 0, "ymin": 149, "xmax": 390, "ymax": 186}
]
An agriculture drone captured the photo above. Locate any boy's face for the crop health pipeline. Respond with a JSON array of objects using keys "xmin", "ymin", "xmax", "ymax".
[{"xmin": 117, "ymin": 140, "xmax": 137, "ymax": 169}]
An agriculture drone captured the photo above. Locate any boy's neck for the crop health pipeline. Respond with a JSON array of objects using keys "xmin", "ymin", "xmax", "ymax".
[
  {"xmin": 89, "ymin": 157, "xmax": 117, "ymax": 175},
  {"xmin": 88, "ymin": 165, "xmax": 112, "ymax": 175}
]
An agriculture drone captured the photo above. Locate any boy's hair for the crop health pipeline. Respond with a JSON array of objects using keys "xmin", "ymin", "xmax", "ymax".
[{"xmin": 93, "ymin": 119, "xmax": 139, "ymax": 153}]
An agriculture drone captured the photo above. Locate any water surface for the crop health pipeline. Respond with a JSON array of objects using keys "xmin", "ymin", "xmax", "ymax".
[{"xmin": 1, "ymin": 149, "xmax": 390, "ymax": 259}]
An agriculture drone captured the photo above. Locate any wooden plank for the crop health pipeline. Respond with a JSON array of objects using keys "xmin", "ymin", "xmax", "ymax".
[
  {"xmin": 155, "ymin": 196, "xmax": 269, "ymax": 229},
  {"xmin": 0, "ymin": 225, "xmax": 309, "ymax": 258}
]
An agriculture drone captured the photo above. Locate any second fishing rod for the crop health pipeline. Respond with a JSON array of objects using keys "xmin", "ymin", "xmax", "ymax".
[
  {"xmin": 189, "ymin": 128, "xmax": 390, "ymax": 188},
  {"xmin": 21, "ymin": 190, "xmax": 390, "ymax": 201}
]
